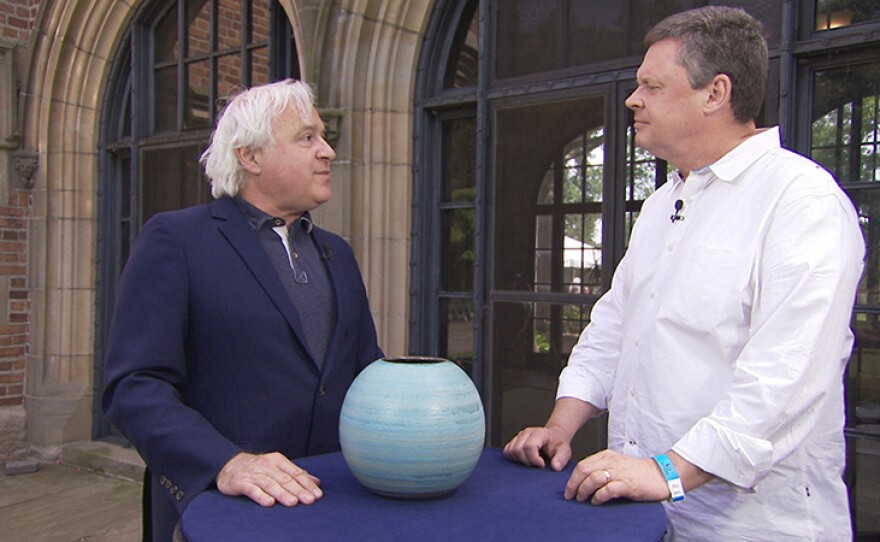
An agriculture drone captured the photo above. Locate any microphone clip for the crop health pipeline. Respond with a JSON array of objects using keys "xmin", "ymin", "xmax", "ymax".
[{"xmin": 670, "ymin": 199, "xmax": 684, "ymax": 223}]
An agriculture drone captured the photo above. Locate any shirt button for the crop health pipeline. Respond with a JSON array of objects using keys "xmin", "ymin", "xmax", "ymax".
[
  {"xmin": 630, "ymin": 388, "xmax": 638, "ymax": 398},
  {"xmin": 634, "ymin": 338, "xmax": 640, "ymax": 346},
  {"xmin": 667, "ymin": 244, "xmax": 674, "ymax": 251},
  {"xmin": 650, "ymin": 291, "xmax": 656, "ymax": 299}
]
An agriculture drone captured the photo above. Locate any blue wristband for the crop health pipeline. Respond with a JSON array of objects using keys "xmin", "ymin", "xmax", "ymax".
[{"xmin": 652, "ymin": 454, "xmax": 685, "ymax": 502}]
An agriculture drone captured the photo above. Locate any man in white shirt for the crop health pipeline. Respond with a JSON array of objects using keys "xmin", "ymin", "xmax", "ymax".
[{"xmin": 503, "ymin": 7, "xmax": 864, "ymax": 541}]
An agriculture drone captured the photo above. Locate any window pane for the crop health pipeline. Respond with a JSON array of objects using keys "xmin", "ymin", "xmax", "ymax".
[
  {"xmin": 251, "ymin": 0, "xmax": 271, "ymax": 43},
  {"xmin": 625, "ymin": 124, "xmax": 664, "ymax": 245},
  {"xmin": 217, "ymin": 53, "xmax": 243, "ymax": 99},
  {"xmin": 496, "ymin": 1, "xmax": 782, "ymax": 80},
  {"xmin": 155, "ymin": 4, "xmax": 179, "ymax": 63},
  {"xmin": 440, "ymin": 298, "xmax": 475, "ymax": 376},
  {"xmin": 155, "ymin": 66, "xmax": 178, "ymax": 132},
  {"xmin": 492, "ymin": 300, "xmax": 601, "ymax": 457},
  {"xmin": 709, "ymin": 1, "xmax": 782, "ymax": 45},
  {"xmin": 186, "ymin": 60, "xmax": 211, "ymax": 129},
  {"xmin": 442, "ymin": 117, "xmax": 477, "ymax": 201},
  {"xmin": 495, "ymin": 0, "xmax": 561, "ymax": 79},
  {"xmin": 251, "ymin": 46, "xmax": 270, "ymax": 86},
  {"xmin": 816, "ymin": 0, "xmax": 880, "ymax": 31},
  {"xmin": 141, "ymin": 145, "xmax": 210, "ymax": 224},
  {"xmin": 444, "ymin": 0, "xmax": 479, "ymax": 88},
  {"xmin": 218, "ymin": 0, "xmax": 243, "ymax": 51},
  {"xmin": 494, "ymin": 96, "xmax": 605, "ymax": 292},
  {"xmin": 851, "ymin": 190, "xmax": 880, "ymax": 310},
  {"xmin": 441, "ymin": 208, "xmax": 475, "ymax": 292},
  {"xmin": 187, "ymin": 0, "xmax": 212, "ymax": 57},
  {"xmin": 811, "ymin": 62, "xmax": 880, "ymax": 184},
  {"xmin": 562, "ymin": 128, "xmax": 604, "ymax": 204},
  {"xmin": 564, "ymin": 212, "xmax": 602, "ymax": 293}
]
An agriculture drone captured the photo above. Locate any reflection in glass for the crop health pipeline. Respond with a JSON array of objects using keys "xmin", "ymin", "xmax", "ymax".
[
  {"xmin": 444, "ymin": 0, "xmax": 479, "ymax": 88},
  {"xmin": 251, "ymin": 47, "xmax": 271, "ymax": 87},
  {"xmin": 217, "ymin": 53, "xmax": 243, "ymax": 100},
  {"xmin": 442, "ymin": 117, "xmax": 477, "ymax": 201},
  {"xmin": 626, "ymin": 124, "xmax": 664, "ymax": 243},
  {"xmin": 155, "ymin": 5, "xmax": 179, "ymax": 63},
  {"xmin": 440, "ymin": 298, "xmax": 475, "ymax": 376},
  {"xmin": 441, "ymin": 208, "xmax": 475, "ymax": 292},
  {"xmin": 218, "ymin": 0, "xmax": 243, "ymax": 51},
  {"xmin": 252, "ymin": 0, "xmax": 272, "ymax": 43},
  {"xmin": 494, "ymin": 96, "xmax": 605, "ymax": 293},
  {"xmin": 816, "ymin": 0, "xmax": 880, "ymax": 31},
  {"xmin": 493, "ymin": 300, "xmax": 600, "ymax": 457},
  {"xmin": 811, "ymin": 62, "xmax": 880, "ymax": 184},
  {"xmin": 562, "ymin": 128, "xmax": 604, "ymax": 204},
  {"xmin": 186, "ymin": 60, "xmax": 211, "ymax": 129},
  {"xmin": 812, "ymin": 59, "xmax": 880, "ymax": 537},
  {"xmin": 141, "ymin": 145, "xmax": 210, "ymax": 225},
  {"xmin": 187, "ymin": 0, "xmax": 211, "ymax": 57},
  {"xmin": 154, "ymin": 66, "xmax": 178, "ymax": 132},
  {"xmin": 496, "ymin": 1, "xmax": 782, "ymax": 80}
]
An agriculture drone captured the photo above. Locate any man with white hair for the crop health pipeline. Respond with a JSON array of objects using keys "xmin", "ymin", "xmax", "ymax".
[{"xmin": 103, "ymin": 79, "xmax": 382, "ymax": 541}]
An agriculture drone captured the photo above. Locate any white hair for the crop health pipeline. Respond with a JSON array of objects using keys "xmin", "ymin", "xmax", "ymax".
[{"xmin": 200, "ymin": 79, "xmax": 315, "ymax": 198}]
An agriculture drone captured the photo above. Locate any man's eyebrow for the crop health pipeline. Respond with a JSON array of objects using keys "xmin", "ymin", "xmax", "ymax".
[{"xmin": 296, "ymin": 123, "xmax": 319, "ymax": 135}]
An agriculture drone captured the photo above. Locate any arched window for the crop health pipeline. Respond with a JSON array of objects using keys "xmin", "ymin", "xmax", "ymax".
[{"xmin": 94, "ymin": 0, "xmax": 299, "ymax": 441}]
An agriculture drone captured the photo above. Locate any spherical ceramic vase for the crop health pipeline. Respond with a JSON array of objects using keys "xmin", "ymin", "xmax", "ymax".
[{"xmin": 338, "ymin": 356, "xmax": 486, "ymax": 500}]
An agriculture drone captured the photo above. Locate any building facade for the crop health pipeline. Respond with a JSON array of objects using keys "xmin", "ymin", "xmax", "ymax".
[{"xmin": 0, "ymin": 0, "xmax": 877, "ymax": 535}]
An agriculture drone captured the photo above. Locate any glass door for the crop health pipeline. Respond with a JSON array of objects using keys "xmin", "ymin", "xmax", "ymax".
[{"xmin": 488, "ymin": 92, "xmax": 659, "ymax": 455}]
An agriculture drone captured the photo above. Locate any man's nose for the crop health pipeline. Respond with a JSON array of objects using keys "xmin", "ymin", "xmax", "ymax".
[{"xmin": 624, "ymin": 89, "xmax": 641, "ymax": 110}]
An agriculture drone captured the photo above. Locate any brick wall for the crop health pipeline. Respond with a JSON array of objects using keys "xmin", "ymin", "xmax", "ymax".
[
  {"xmin": 0, "ymin": 0, "xmax": 37, "ymax": 408},
  {"xmin": 0, "ymin": 189, "xmax": 28, "ymax": 407},
  {"xmin": 0, "ymin": 0, "xmax": 38, "ymax": 43}
]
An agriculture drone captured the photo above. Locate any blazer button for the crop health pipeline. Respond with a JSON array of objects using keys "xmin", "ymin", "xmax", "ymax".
[
  {"xmin": 318, "ymin": 386, "xmax": 327, "ymax": 397},
  {"xmin": 159, "ymin": 475, "xmax": 167, "ymax": 485},
  {"xmin": 176, "ymin": 490, "xmax": 185, "ymax": 501}
]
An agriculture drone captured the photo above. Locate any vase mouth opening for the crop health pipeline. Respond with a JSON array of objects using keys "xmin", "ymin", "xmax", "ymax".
[{"xmin": 383, "ymin": 356, "xmax": 447, "ymax": 364}]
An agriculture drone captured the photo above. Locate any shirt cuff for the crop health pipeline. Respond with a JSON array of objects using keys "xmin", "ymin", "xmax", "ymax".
[{"xmin": 673, "ymin": 417, "xmax": 774, "ymax": 489}]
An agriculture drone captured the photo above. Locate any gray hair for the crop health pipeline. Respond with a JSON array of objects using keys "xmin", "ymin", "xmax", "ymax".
[
  {"xmin": 645, "ymin": 6, "xmax": 768, "ymax": 124},
  {"xmin": 200, "ymin": 79, "xmax": 315, "ymax": 198}
]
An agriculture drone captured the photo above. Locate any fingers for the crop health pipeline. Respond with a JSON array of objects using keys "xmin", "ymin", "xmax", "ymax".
[
  {"xmin": 564, "ymin": 451, "xmax": 672, "ymax": 505},
  {"xmin": 565, "ymin": 464, "xmax": 618, "ymax": 504},
  {"xmin": 216, "ymin": 452, "xmax": 324, "ymax": 508},
  {"xmin": 502, "ymin": 428, "xmax": 549, "ymax": 468}
]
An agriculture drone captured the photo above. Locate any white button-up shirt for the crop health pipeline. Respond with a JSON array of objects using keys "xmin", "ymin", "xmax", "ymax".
[{"xmin": 557, "ymin": 127, "xmax": 864, "ymax": 541}]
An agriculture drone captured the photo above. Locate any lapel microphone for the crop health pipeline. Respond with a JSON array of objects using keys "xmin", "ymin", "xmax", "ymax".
[{"xmin": 670, "ymin": 199, "xmax": 684, "ymax": 223}]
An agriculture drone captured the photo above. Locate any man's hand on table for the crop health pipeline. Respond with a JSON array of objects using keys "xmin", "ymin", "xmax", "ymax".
[
  {"xmin": 502, "ymin": 426, "xmax": 573, "ymax": 472},
  {"xmin": 564, "ymin": 449, "xmax": 713, "ymax": 505},
  {"xmin": 216, "ymin": 452, "xmax": 323, "ymax": 507}
]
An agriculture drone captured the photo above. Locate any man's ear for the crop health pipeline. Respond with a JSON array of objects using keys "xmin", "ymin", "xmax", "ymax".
[
  {"xmin": 236, "ymin": 147, "xmax": 261, "ymax": 174},
  {"xmin": 704, "ymin": 73, "xmax": 733, "ymax": 114}
]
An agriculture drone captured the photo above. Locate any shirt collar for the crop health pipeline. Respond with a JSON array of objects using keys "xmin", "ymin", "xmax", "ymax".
[
  {"xmin": 233, "ymin": 197, "xmax": 315, "ymax": 234},
  {"xmin": 703, "ymin": 126, "xmax": 781, "ymax": 183}
]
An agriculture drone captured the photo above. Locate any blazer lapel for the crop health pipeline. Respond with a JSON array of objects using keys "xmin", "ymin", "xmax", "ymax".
[{"xmin": 210, "ymin": 198, "xmax": 319, "ymax": 369}]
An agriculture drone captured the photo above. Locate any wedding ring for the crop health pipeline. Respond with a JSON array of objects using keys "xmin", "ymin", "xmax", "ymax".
[{"xmin": 603, "ymin": 470, "xmax": 612, "ymax": 483}]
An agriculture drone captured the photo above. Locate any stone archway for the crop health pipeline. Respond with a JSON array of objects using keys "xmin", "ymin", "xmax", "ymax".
[{"xmin": 21, "ymin": 0, "xmax": 135, "ymax": 457}]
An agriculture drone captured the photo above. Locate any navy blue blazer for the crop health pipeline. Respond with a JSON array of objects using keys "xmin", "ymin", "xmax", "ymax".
[{"xmin": 102, "ymin": 196, "xmax": 382, "ymax": 540}]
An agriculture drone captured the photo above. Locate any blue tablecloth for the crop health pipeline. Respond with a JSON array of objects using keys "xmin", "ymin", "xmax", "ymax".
[{"xmin": 180, "ymin": 448, "xmax": 668, "ymax": 541}]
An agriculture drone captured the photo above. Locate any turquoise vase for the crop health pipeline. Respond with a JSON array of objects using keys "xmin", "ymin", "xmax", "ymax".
[{"xmin": 338, "ymin": 356, "xmax": 486, "ymax": 499}]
